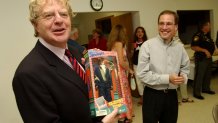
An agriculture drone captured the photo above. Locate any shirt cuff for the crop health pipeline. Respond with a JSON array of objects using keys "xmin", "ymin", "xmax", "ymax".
[{"xmin": 161, "ymin": 74, "xmax": 169, "ymax": 84}]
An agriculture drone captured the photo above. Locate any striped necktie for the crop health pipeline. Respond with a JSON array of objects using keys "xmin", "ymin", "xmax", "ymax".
[{"xmin": 65, "ymin": 49, "xmax": 86, "ymax": 82}]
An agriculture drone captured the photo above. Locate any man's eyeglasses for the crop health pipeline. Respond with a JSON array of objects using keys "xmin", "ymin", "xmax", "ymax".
[
  {"xmin": 38, "ymin": 11, "xmax": 69, "ymax": 21},
  {"xmin": 158, "ymin": 22, "xmax": 175, "ymax": 27}
]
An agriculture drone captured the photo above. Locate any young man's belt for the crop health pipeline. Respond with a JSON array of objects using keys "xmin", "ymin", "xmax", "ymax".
[{"xmin": 145, "ymin": 86, "xmax": 176, "ymax": 93}]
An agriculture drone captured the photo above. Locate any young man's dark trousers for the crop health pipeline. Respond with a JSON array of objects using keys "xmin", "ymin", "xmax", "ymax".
[{"xmin": 142, "ymin": 86, "xmax": 178, "ymax": 123}]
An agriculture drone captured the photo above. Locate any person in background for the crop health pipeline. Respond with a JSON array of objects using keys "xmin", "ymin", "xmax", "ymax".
[
  {"xmin": 88, "ymin": 28, "xmax": 107, "ymax": 51},
  {"xmin": 107, "ymin": 24, "xmax": 134, "ymax": 123},
  {"xmin": 12, "ymin": 0, "xmax": 119, "ymax": 123},
  {"xmin": 68, "ymin": 27, "xmax": 87, "ymax": 55},
  {"xmin": 132, "ymin": 26, "xmax": 148, "ymax": 105},
  {"xmin": 191, "ymin": 20, "xmax": 215, "ymax": 100},
  {"xmin": 137, "ymin": 10, "xmax": 190, "ymax": 123}
]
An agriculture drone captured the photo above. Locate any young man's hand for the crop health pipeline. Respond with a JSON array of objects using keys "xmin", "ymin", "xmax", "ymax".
[{"xmin": 169, "ymin": 73, "xmax": 184, "ymax": 85}]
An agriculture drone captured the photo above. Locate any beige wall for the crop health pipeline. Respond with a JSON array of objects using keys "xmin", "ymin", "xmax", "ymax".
[{"xmin": 0, "ymin": 0, "xmax": 217, "ymax": 122}]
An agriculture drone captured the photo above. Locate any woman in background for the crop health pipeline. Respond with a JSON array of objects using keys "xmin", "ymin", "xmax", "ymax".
[
  {"xmin": 132, "ymin": 26, "xmax": 148, "ymax": 105},
  {"xmin": 88, "ymin": 28, "xmax": 107, "ymax": 51},
  {"xmin": 107, "ymin": 24, "xmax": 134, "ymax": 123}
]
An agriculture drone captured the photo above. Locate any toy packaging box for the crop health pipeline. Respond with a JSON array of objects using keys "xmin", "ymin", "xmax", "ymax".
[{"xmin": 84, "ymin": 49, "xmax": 132, "ymax": 119}]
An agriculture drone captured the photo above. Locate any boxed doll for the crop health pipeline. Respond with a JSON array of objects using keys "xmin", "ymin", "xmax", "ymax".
[{"xmin": 84, "ymin": 49, "xmax": 132, "ymax": 119}]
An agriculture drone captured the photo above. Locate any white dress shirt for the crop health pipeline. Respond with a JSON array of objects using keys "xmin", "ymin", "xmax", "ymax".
[
  {"xmin": 39, "ymin": 37, "xmax": 72, "ymax": 68},
  {"xmin": 137, "ymin": 35, "xmax": 190, "ymax": 90}
]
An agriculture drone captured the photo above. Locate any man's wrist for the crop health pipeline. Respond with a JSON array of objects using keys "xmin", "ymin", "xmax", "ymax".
[{"xmin": 202, "ymin": 49, "xmax": 207, "ymax": 53}]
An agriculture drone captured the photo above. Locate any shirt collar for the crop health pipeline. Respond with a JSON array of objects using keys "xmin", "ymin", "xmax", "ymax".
[
  {"xmin": 39, "ymin": 37, "xmax": 67, "ymax": 60},
  {"xmin": 157, "ymin": 35, "xmax": 177, "ymax": 46}
]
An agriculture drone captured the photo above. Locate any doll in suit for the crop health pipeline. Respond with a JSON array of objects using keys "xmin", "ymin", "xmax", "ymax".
[{"xmin": 94, "ymin": 58, "xmax": 113, "ymax": 102}]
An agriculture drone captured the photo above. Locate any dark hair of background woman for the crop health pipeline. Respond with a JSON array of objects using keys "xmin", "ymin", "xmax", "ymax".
[{"xmin": 133, "ymin": 26, "xmax": 148, "ymax": 42}]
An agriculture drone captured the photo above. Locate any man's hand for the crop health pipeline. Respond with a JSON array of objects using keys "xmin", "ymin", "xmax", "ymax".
[
  {"xmin": 101, "ymin": 108, "xmax": 119, "ymax": 123},
  {"xmin": 128, "ymin": 68, "xmax": 134, "ymax": 76},
  {"xmin": 204, "ymin": 49, "xmax": 211, "ymax": 58},
  {"xmin": 95, "ymin": 86, "xmax": 98, "ymax": 90},
  {"xmin": 169, "ymin": 73, "xmax": 185, "ymax": 85}
]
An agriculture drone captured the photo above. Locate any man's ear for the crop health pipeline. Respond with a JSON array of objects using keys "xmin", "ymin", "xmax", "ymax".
[
  {"xmin": 175, "ymin": 25, "xmax": 178, "ymax": 31},
  {"xmin": 31, "ymin": 21, "xmax": 37, "ymax": 30},
  {"xmin": 31, "ymin": 21, "xmax": 36, "ymax": 27},
  {"xmin": 31, "ymin": 21, "xmax": 38, "ymax": 36}
]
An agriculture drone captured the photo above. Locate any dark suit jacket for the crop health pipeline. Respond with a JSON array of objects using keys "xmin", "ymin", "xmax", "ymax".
[
  {"xmin": 94, "ymin": 66, "xmax": 112, "ymax": 88},
  {"xmin": 13, "ymin": 41, "xmax": 93, "ymax": 123}
]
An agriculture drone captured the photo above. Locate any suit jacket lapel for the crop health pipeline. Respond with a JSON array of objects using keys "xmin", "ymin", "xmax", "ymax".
[{"xmin": 35, "ymin": 41, "xmax": 88, "ymax": 96}]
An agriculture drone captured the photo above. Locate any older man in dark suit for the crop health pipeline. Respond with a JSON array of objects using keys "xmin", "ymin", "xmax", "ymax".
[{"xmin": 12, "ymin": 0, "xmax": 118, "ymax": 123}]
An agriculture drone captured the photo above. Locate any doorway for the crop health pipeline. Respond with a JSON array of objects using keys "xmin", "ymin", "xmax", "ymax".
[
  {"xmin": 95, "ymin": 13, "xmax": 134, "ymax": 42},
  {"xmin": 72, "ymin": 12, "xmax": 138, "ymax": 46},
  {"xmin": 177, "ymin": 10, "xmax": 210, "ymax": 44}
]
